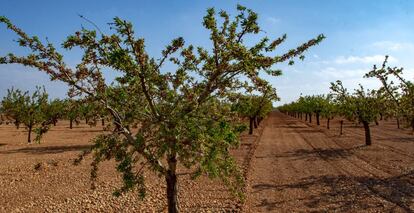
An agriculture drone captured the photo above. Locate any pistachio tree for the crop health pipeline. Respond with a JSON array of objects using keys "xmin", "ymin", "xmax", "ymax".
[{"xmin": 0, "ymin": 5, "xmax": 324, "ymax": 212}]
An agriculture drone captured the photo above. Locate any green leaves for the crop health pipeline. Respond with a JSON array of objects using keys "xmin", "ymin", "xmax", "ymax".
[
  {"xmin": 1, "ymin": 86, "xmax": 52, "ymax": 143},
  {"xmin": 0, "ymin": 4, "xmax": 324, "ymax": 204}
]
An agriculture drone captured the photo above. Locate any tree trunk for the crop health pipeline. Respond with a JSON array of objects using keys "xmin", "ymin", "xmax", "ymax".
[
  {"xmin": 249, "ymin": 117, "xmax": 254, "ymax": 135},
  {"xmin": 53, "ymin": 120, "xmax": 57, "ymax": 126},
  {"xmin": 397, "ymin": 117, "xmax": 400, "ymax": 129},
  {"xmin": 70, "ymin": 119, "xmax": 73, "ymax": 129},
  {"xmin": 305, "ymin": 113, "xmax": 308, "ymax": 121},
  {"xmin": 166, "ymin": 154, "xmax": 179, "ymax": 213},
  {"xmin": 253, "ymin": 116, "xmax": 258, "ymax": 128},
  {"xmin": 316, "ymin": 113, "xmax": 320, "ymax": 126},
  {"xmin": 86, "ymin": 117, "xmax": 89, "ymax": 124},
  {"xmin": 28, "ymin": 125, "xmax": 32, "ymax": 143},
  {"xmin": 327, "ymin": 118, "xmax": 330, "ymax": 129},
  {"xmin": 340, "ymin": 120, "xmax": 343, "ymax": 135},
  {"xmin": 309, "ymin": 113, "xmax": 312, "ymax": 123},
  {"xmin": 101, "ymin": 118, "xmax": 105, "ymax": 126},
  {"xmin": 375, "ymin": 119, "xmax": 379, "ymax": 126},
  {"xmin": 363, "ymin": 121, "xmax": 372, "ymax": 146},
  {"xmin": 380, "ymin": 113, "xmax": 383, "ymax": 121},
  {"xmin": 411, "ymin": 118, "xmax": 414, "ymax": 133}
]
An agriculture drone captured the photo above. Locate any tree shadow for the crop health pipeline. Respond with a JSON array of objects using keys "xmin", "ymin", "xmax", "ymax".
[
  {"xmin": 257, "ymin": 145, "xmax": 365, "ymax": 161},
  {"xmin": 252, "ymin": 171, "xmax": 414, "ymax": 212},
  {"xmin": 0, "ymin": 144, "xmax": 92, "ymax": 155}
]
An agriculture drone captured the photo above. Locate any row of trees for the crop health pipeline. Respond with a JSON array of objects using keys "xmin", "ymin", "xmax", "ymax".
[
  {"xmin": 0, "ymin": 5, "xmax": 324, "ymax": 212},
  {"xmin": 0, "ymin": 88, "xmax": 109, "ymax": 143},
  {"xmin": 279, "ymin": 56, "xmax": 413, "ymax": 146}
]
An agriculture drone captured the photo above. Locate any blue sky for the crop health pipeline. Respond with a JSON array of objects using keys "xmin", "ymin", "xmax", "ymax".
[{"xmin": 1, "ymin": 0, "xmax": 414, "ymax": 105}]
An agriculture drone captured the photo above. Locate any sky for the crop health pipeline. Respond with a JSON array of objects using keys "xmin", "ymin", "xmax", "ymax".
[{"xmin": 1, "ymin": 0, "xmax": 414, "ymax": 105}]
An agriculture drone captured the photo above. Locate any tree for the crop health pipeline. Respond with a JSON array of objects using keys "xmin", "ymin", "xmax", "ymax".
[
  {"xmin": 0, "ymin": 5, "xmax": 324, "ymax": 212},
  {"xmin": 64, "ymin": 99, "xmax": 81, "ymax": 129},
  {"xmin": 45, "ymin": 98, "xmax": 65, "ymax": 126},
  {"xmin": 365, "ymin": 56, "xmax": 414, "ymax": 131},
  {"xmin": 1, "ymin": 86, "xmax": 51, "ymax": 143},
  {"xmin": 330, "ymin": 81, "xmax": 380, "ymax": 145}
]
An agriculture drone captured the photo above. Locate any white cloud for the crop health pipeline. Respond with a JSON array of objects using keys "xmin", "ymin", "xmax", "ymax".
[
  {"xmin": 266, "ymin": 17, "xmax": 281, "ymax": 24},
  {"xmin": 316, "ymin": 67, "xmax": 367, "ymax": 79},
  {"xmin": 372, "ymin": 41, "xmax": 414, "ymax": 51},
  {"xmin": 333, "ymin": 55, "xmax": 397, "ymax": 64}
]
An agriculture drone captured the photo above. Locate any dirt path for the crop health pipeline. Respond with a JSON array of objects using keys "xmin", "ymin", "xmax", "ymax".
[{"xmin": 245, "ymin": 112, "xmax": 414, "ymax": 212}]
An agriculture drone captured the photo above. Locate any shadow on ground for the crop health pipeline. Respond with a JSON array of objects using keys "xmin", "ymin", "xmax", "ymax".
[
  {"xmin": 252, "ymin": 171, "xmax": 414, "ymax": 212},
  {"xmin": 0, "ymin": 144, "xmax": 92, "ymax": 155}
]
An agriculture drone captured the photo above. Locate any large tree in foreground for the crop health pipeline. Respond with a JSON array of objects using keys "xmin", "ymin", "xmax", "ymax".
[{"xmin": 0, "ymin": 5, "xmax": 324, "ymax": 212}]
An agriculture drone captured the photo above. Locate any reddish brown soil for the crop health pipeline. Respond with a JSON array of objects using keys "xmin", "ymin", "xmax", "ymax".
[
  {"xmin": 244, "ymin": 112, "xmax": 413, "ymax": 212},
  {"xmin": 1, "ymin": 112, "xmax": 413, "ymax": 212},
  {"xmin": 0, "ymin": 120, "xmax": 264, "ymax": 212}
]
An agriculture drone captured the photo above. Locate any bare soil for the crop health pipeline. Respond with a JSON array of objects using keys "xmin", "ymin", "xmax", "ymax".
[
  {"xmin": 1, "ymin": 112, "xmax": 413, "ymax": 212},
  {"xmin": 244, "ymin": 112, "xmax": 413, "ymax": 212}
]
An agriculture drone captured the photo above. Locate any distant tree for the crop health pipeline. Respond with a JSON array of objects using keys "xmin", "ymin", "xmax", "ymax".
[
  {"xmin": 0, "ymin": 5, "xmax": 324, "ymax": 212},
  {"xmin": 365, "ymin": 56, "xmax": 414, "ymax": 131},
  {"xmin": 1, "ymin": 87, "xmax": 51, "ymax": 143},
  {"xmin": 45, "ymin": 98, "xmax": 65, "ymax": 126},
  {"xmin": 64, "ymin": 99, "xmax": 81, "ymax": 129}
]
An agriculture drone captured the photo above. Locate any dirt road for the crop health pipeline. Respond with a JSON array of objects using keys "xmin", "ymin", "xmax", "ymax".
[{"xmin": 245, "ymin": 112, "xmax": 414, "ymax": 212}]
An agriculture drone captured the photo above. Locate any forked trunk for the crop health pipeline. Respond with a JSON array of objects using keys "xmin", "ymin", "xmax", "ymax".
[
  {"xmin": 340, "ymin": 120, "xmax": 343, "ymax": 135},
  {"xmin": 249, "ymin": 117, "xmax": 254, "ymax": 135},
  {"xmin": 166, "ymin": 154, "xmax": 179, "ymax": 213},
  {"xmin": 363, "ymin": 121, "xmax": 371, "ymax": 146}
]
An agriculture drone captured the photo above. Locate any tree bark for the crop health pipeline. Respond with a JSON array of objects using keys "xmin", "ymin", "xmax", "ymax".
[
  {"xmin": 309, "ymin": 113, "xmax": 312, "ymax": 123},
  {"xmin": 28, "ymin": 125, "xmax": 32, "ymax": 143},
  {"xmin": 305, "ymin": 113, "xmax": 308, "ymax": 121},
  {"xmin": 70, "ymin": 119, "xmax": 73, "ymax": 129},
  {"xmin": 166, "ymin": 154, "xmax": 179, "ymax": 213},
  {"xmin": 363, "ymin": 121, "xmax": 372, "ymax": 146},
  {"xmin": 316, "ymin": 113, "xmax": 320, "ymax": 125},
  {"xmin": 327, "ymin": 118, "xmax": 330, "ymax": 129},
  {"xmin": 253, "ymin": 116, "xmax": 258, "ymax": 128},
  {"xmin": 249, "ymin": 117, "xmax": 254, "ymax": 135},
  {"xmin": 340, "ymin": 120, "xmax": 343, "ymax": 135},
  {"xmin": 396, "ymin": 117, "xmax": 400, "ymax": 129},
  {"xmin": 411, "ymin": 118, "xmax": 414, "ymax": 133}
]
